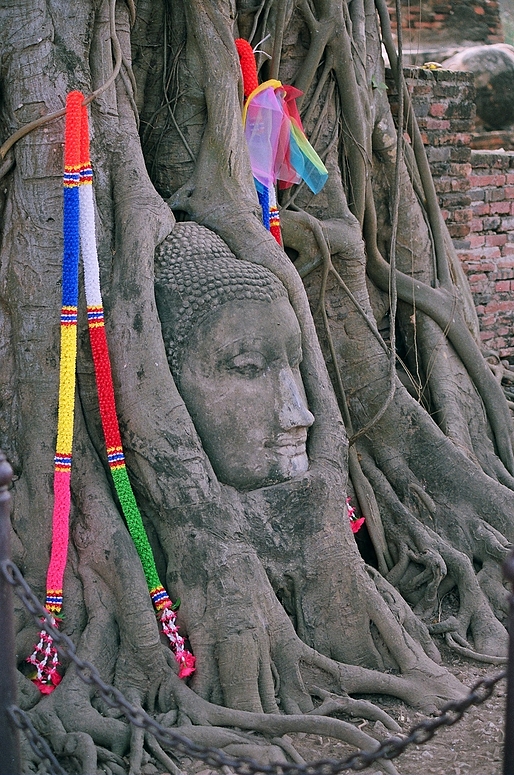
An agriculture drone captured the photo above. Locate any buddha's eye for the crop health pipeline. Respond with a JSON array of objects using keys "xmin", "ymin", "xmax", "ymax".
[{"xmin": 228, "ymin": 351, "xmax": 267, "ymax": 378}]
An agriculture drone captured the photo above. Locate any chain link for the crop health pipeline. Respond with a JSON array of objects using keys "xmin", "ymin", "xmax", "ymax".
[
  {"xmin": 8, "ymin": 705, "xmax": 67, "ymax": 775},
  {"xmin": 2, "ymin": 558, "xmax": 506, "ymax": 774}
]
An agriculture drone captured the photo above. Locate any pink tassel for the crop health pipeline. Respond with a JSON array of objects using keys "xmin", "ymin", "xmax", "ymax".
[
  {"xmin": 26, "ymin": 618, "xmax": 62, "ymax": 694},
  {"xmin": 159, "ymin": 607, "xmax": 196, "ymax": 678},
  {"xmin": 347, "ymin": 496, "xmax": 366, "ymax": 534}
]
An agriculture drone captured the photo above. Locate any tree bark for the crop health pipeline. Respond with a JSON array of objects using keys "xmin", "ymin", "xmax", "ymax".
[{"xmin": 1, "ymin": 0, "xmax": 512, "ymax": 772}]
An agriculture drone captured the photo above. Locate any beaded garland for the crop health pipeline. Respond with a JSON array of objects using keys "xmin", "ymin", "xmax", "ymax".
[
  {"xmin": 28, "ymin": 92, "xmax": 195, "ymax": 693},
  {"xmin": 27, "ymin": 92, "xmax": 82, "ymax": 693}
]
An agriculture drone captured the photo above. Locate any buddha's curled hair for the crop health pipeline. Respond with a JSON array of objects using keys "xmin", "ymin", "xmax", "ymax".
[{"xmin": 154, "ymin": 222, "xmax": 288, "ymax": 375}]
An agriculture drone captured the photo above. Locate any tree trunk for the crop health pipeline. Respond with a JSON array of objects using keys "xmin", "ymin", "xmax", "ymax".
[{"xmin": 1, "ymin": 0, "xmax": 512, "ymax": 772}]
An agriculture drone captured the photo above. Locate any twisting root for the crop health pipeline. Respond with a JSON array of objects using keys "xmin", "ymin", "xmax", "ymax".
[
  {"xmin": 145, "ymin": 732, "xmax": 185, "ymax": 775},
  {"xmin": 444, "ymin": 633, "xmax": 508, "ymax": 665}
]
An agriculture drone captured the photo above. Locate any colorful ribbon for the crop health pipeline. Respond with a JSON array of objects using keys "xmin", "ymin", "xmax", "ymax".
[
  {"xmin": 28, "ymin": 92, "xmax": 195, "ymax": 693},
  {"xmin": 235, "ymin": 38, "xmax": 329, "ymax": 244}
]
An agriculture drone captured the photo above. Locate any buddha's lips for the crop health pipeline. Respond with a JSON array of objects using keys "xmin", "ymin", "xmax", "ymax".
[{"xmin": 265, "ymin": 429, "xmax": 308, "ymax": 455}]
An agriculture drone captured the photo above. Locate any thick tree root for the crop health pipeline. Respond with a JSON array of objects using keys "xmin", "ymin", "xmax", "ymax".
[
  {"xmin": 165, "ymin": 673, "xmax": 401, "ymax": 774},
  {"xmin": 22, "ymin": 670, "xmax": 407, "ymax": 774},
  {"xmin": 305, "ymin": 686, "xmax": 401, "ymax": 731}
]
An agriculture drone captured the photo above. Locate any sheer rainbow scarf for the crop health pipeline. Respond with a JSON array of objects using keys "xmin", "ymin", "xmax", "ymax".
[
  {"xmin": 28, "ymin": 92, "xmax": 195, "ymax": 693},
  {"xmin": 235, "ymin": 38, "xmax": 328, "ymax": 244}
]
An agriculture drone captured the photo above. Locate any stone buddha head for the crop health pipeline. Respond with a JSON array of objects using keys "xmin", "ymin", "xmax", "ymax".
[{"xmin": 155, "ymin": 223, "xmax": 315, "ymax": 491}]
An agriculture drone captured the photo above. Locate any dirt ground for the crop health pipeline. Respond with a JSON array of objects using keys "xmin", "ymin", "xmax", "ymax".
[{"xmin": 157, "ymin": 645, "xmax": 507, "ymax": 775}]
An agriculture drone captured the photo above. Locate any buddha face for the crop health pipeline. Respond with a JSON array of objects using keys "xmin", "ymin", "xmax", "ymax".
[{"xmin": 178, "ymin": 297, "xmax": 315, "ymax": 491}]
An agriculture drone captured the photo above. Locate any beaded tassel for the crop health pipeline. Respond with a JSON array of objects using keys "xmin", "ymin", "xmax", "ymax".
[
  {"xmin": 29, "ymin": 93, "xmax": 195, "ymax": 694},
  {"xmin": 77, "ymin": 100, "xmax": 194, "ymax": 679},
  {"xmin": 26, "ymin": 616, "xmax": 61, "ymax": 693},
  {"xmin": 28, "ymin": 91, "xmax": 83, "ymax": 692},
  {"xmin": 347, "ymin": 497, "xmax": 365, "ymax": 534}
]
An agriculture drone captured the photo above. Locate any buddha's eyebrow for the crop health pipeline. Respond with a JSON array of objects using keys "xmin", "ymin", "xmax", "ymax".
[{"xmin": 211, "ymin": 336, "xmax": 267, "ymax": 357}]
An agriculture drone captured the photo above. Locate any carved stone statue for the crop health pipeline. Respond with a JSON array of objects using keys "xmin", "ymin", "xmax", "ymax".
[{"xmin": 155, "ymin": 222, "xmax": 315, "ymax": 491}]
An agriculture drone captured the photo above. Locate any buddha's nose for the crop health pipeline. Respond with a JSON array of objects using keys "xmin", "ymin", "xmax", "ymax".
[{"xmin": 278, "ymin": 368, "xmax": 315, "ymax": 431}]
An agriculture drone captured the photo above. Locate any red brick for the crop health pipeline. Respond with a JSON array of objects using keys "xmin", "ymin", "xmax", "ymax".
[
  {"xmin": 489, "ymin": 201, "xmax": 511, "ymax": 214},
  {"xmin": 434, "ymin": 132, "xmax": 472, "ymax": 147},
  {"xmin": 485, "ymin": 300, "xmax": 514, "ymax": 313},
  {"xmin": 468, "ymin": 273, "xmax": 488, "ymax": 283},
  {"xmin": 453, "ymin": 209, "xmax": 472, "ymax": 223},
  {"xmin": 411, "ymin": 85, "xmax": 433, "ymax": 97},
  {"xmin": 495, "ymin": 280, "xmax": 511, "ymax": 292},
  {"xmin": 461, "ymin": 258, "xmax": 479, "ymax": 268},
  {"xmin": 429, "ymin": 102, "xmax": 448, "ymax": 117},
  {"xmin": 468, "ymin": 234, "xmax": 486, "ymax": 248},
  {"xmin": 501, "ymin": 216, "xmax": 514, "ymax": 231},
  {"xmin": 506, "ymin": 187, "xmax": 514, "ymax": 199},
  {"xmin": 451, "ymin": 178, "xmax": 471, "ymax": 192},
  {"xmin": 486, "ymin": 234, "xmax": 507, "ymax": 247},
  {"xmin": 481, "ymin": 246, "xmax": 502, "ymax": 258},
  {"xmin": 447, "ymin": 223, "xmax": 470, "ymax": 237},
  {"xmin": 498, "ymin": 256, "xmax": 514, "ymax": 267},
  {"xmin": 439, "ymin": 193, "xmax": 471, "ymax": 208},
  {"xmin": 449, "ymin": 163, "xmax": 472, "ymax": 177},
  {"xmin": 468, "ymin": 174, "xmax": 506, "ymax": 187},
  {"xmin": 425, "ymin": 118, "xmax": 451, "ymax": 130},
  {"xmin": 471, "ymin": 202, "xmax": 490, "ymax": 216},
  {"xmin": 434, "ymin": 178, "xmax": 452, "ymax": 193},
  {"xmin": 480, "ymin": 330, "xmax": 496, "ymax": 341}
]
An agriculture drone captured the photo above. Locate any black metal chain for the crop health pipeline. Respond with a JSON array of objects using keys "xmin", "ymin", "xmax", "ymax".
[
  {"xmin": 2, "ymin": 558, "xmax": 506, "ymax": 774},
  {"xmin": 8, "ymin": 706, "xmax": 67, "ymax": 775}
]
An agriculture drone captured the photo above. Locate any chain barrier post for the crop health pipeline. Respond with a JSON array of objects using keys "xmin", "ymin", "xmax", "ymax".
[
  {"xmin": 0, "ymin": 450, "xmax": 21, "ymax": 775},
  {"xmin": 504, "ymin": 548, "xmax": 514, "ymax": 775}
]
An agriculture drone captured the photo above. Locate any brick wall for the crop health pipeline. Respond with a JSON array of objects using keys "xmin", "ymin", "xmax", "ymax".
[
  {"xmin": 462, "ymin": 150, "xmax": 514, "ymax": 359},
  {"xmin": 386, "ymin": 67, "xmax": 475, "ymax": 243},
  {"xmin": 387, "ymin": 66, "xmax": 514, "ymax": 360},
  {"xmin": 387, "ymin": 0, "xmax": 504, "ymax": 52}
]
